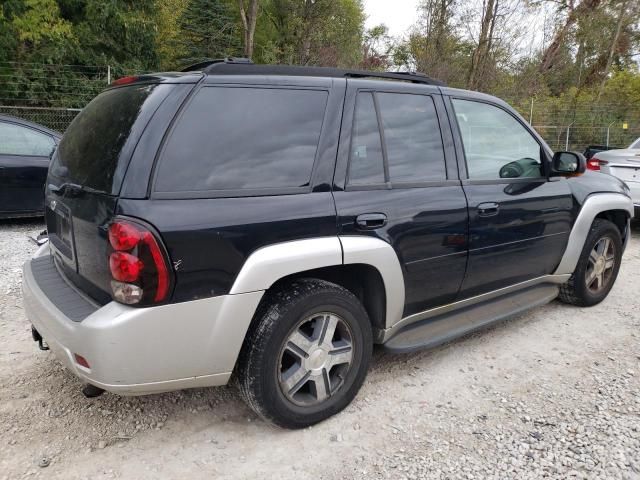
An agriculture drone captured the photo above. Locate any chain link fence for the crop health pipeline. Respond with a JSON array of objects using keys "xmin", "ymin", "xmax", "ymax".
[
  {"xmin": 0, "ymin": 62, "xmax": 122, "ymax": 132},
  {"xmin": 0, "ymin": 105, "xmax": 82, "ymax": 133}
]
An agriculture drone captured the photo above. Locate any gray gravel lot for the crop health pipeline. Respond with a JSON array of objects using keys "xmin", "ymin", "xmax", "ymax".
[{"xmin": 0, "ymin": 218, "xmax": 639, "ymax": 479}]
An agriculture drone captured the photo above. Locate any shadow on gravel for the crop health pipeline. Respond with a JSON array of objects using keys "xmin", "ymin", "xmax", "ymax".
[
  {"xmin": 0, "ymin": 217, "xmax": 45, "ymax": 227},
  {"xmin": 20, "ymin": 301, "xmax": 553, "ymax": 438}
]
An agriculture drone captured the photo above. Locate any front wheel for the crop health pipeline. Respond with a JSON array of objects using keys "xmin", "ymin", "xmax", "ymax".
[
  {"xmin": 558, "ymin": 219, "xmax": 623, "ymax": 307},
  {"xmin": 236, "ymin": 278, "xmax": 373, "ymax": 429}
]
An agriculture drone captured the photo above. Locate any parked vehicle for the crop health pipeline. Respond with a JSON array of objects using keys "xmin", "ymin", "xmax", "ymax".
[
  {"xmin": 583, "ymin": 145, "xmax": 613, "ymax": 160},
  {"xmin": 23, "ymin": 59, "xmax": 634, "ymax": 428},
  {"xmin": 588, "ymin": 137, "xmax": 640, "ymax": 218},
  {"xmin": 0, "ymin": 115, "xmax": 61, "ymax": 219}
]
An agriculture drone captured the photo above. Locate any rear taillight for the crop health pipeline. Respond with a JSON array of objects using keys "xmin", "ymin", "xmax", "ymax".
[
  {"xmin": 107, "ymin": 219, "xmax": 171, "ymax": 305},
  {"xmin": 587, "ymin": 157, "xmax": 607, "ymax": 171}
]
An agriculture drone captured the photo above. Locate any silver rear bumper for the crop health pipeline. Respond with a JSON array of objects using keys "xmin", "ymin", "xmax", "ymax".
[{"xmin": 22, "ymin": 246, "xmax": 263, "ymax": 395}]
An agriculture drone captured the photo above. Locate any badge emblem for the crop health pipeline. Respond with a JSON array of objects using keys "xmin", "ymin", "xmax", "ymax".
[{"xmin": 50, "ymin": 200, "xmax": 57, "ymax": 211}]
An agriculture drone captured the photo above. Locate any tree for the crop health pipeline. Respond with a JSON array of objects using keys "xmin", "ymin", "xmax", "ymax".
[
  {"xmin": 177, "ymin": 0, "xmax": 240, "ymax": 66},
  {"xmin": 263, "ymin": 0, "xmax": 365, "ymax": 67},
  {"xmin": 361, "ymin": 24, "xmax": 393, "ymax": 70},
  {"xmin": 537, "ymin": 0, "xmax": 602, "ymax": 74},
  {"xmin": 155, "ymin": 0, "xmax": 190, "ymax": 69},
  {"xmin": 467, "ymin": 0, "xmax": 498, "ymax": 90},
  {"xmin": 238, "ymin": 0, "xmax": 260, "ymax": 58}
]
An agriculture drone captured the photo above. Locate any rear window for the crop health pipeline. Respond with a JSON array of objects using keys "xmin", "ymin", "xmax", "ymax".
[
  {"xmin": 51, "ymin": 84, "xmax": 172, "ymax": 194},
  {"xmin": 154, "ymin": 87, "xmax": 328, "ymax": 194}
]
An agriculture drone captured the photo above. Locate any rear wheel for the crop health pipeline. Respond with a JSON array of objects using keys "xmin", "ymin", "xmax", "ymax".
[
  {"xmin": 558, "ymin": 219, "xmax": 622, "ymax": 307},
  {"xmin": 236, "ymin": 278, "xmax": 372, "ymax": 429}
]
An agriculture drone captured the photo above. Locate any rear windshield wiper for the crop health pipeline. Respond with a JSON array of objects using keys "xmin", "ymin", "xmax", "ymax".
[{"xmin": 49, "ymin": 182, "xmax": 102, "ymax": 197}]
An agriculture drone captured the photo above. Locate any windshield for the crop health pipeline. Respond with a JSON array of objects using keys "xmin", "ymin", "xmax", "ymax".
[{"xmin": 50, "ymin": 84, "xmax": 172, "ymax": 194}]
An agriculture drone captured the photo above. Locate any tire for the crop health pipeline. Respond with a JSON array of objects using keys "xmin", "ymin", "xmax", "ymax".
[
  {"xmin": 558, "ymin": 218, "xmax": 623, "ymax": 307},
  {"xmin": 236, "ymin": 278, "xmax": 373, "ymax": 429}
]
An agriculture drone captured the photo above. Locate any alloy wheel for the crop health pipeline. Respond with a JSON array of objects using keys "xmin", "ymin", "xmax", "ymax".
[
  {"xmin": 278, "ymin": 312, "xmax": 354, "ymax": 407},
  {"xmin": 585, "ymin": 236, "xmax": 616, "ymax": 294}
]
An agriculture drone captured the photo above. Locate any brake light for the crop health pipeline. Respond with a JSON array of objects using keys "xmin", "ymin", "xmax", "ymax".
[
  {"xmin": 109, "ymin": 252, "xmax": 143, "ymax": 282},
  {"xmin": 108, "ymin": 222, "xmax": 141, "ymax": 251},
  {"xmin": 107, "ymin": 219, "xmax": 171, "ymax": 305},
  {"xmin": 587, "ymin": 157, "xmax": 607, "ymax": 171},
  {"xmin": 111, "ymin": 76, "xmax": 138, "ymax": 86}
]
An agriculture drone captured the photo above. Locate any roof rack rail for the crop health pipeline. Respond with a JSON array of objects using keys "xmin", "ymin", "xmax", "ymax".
[
  {"xmin": 183, "ymin": 58, "xmax": 445, "ymax": 86},
  {"xmin": 343, "ymin": 70, "xmax": 443, "ymax": 85},
  {"xmin": 181, "ymin": 57, "xmax": 254, "ymax": 72}
]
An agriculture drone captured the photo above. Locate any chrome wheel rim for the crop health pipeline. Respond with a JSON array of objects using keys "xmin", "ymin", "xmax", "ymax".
[
  {"xmin": 278, "ymin": 312, "xmax": 354, "ymax": 407},
  {"xmin": 585, "ymin": 236, "xmax": 616, "ymax": 294}
]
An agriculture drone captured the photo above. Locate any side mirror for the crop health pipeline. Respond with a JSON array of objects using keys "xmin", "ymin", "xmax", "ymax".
[{"xmin": 551, "ymin": 151, "xmax": 586, "ymax": 176}]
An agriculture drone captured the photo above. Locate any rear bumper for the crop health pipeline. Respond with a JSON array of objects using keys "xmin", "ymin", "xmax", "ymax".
[{"xmin": 23, "ymin": 246, "xmax": 264, "ymax": 395}]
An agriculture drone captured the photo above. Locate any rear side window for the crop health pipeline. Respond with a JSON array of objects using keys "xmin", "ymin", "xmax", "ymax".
[
  {"xmin": 347, "ymin": 91, "xmax": 446, "ymax": 187},
  {"xmin": 377, "ymin": 93, "xmax": 446, "ymax": 182},
  {"xmin": 52, "ymin": 84, "xmax": 171, "ymax": 194},
  {"xmin": 0, "ymin": 122, "xmax": 55, "ymax": 156},
  {"xmin": 155, "ymin": 87, "xmax": 328, "ymax": 194}
]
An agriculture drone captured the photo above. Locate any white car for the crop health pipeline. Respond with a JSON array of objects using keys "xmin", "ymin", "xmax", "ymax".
[{"xmin": 590, "ymin": 137, "xmax": 640, "ymax": 217}]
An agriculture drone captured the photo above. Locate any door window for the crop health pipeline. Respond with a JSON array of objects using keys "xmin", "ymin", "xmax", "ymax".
[
  {"xmin": 0, "ymin": 122, "xmax": 55, "ymax": 156},
  {"xmin": 348, "ymin": 91, "xmax": 446, "ymax": 186},
  {"xmin": 377, "ymin": 92, "xmax": 446, "ymax": 182},
  {"xmin": 452, "ymin": 99, "xmax": 544, "ymax": 180},
  {"xmin": 348, "ymin": 92, "xmax": 385, "ymax": 185}
]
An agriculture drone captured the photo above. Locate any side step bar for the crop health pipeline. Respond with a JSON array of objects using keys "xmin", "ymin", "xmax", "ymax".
[{"xmin": 383, "ymin": 284, "xmax": 559, "ymax": 354}]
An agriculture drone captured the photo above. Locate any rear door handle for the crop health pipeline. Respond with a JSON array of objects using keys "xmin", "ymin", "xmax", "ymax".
[
  {"xmin": 477, "ymin": 202, "xmax": 500, "ymax": 217},
  {"xmin": 355, "ymin": 213, "xmax": 387, "ymax": 230}
]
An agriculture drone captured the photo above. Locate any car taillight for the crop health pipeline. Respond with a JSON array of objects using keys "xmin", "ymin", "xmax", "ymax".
[
  {"xmin": 587, "ymin": 157, "xmax": 607, "ymax": 171},
  {"xmin": 107, "ymin": 219, "xmax": 171, "ymax": 305}
]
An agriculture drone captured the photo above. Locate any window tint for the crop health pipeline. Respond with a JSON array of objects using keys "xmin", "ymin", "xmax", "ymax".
[
  {"xmin": 348, "ymin": 92, "xmax": 385, "ymax": 185},
  {"xmin": 453, "ymin": 99, "xmax": 543, "ymax": 180},
  {"xmin": 378, "ymin": 93, "xmax": 446, "ymax": 182},
  {"xmin": 0, "ymin": 122, "xmax": 54, "ymax": 156},
  {"xmin": 53, "ymin": 84, "xmax": 171, "ymax": 193},
  {"xmin": 155, "ymin": 87, "xmax": 328, "ymax": 193}
]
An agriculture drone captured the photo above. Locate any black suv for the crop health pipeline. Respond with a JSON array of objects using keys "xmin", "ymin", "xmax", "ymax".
[{"xmin": 23, "ymin": 59, "xmax": 634, "ymax": 428}]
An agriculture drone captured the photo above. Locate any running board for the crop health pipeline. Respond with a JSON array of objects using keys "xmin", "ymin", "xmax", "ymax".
[{"xmin": 382, "ymin": 284, "xmax": 559, "ymax": 354}]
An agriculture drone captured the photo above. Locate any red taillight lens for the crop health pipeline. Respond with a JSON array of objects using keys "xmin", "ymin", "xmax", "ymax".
[
  {"xmin": 107, "ymin": 220, "xmax": 172, "ymax": 305},
  {"xmin": 111, "ymin": 75, "xmax": 138, "ymax": 86},
  {"xmin": 109, "ymin": 252, "xmax": 143, "ymax": 282},
  {"xmin": 587, "ymin": 157, "xmax": 602, "ymax": 171},
  {"xmin": 140, "ymin": 230, "xmax": 170, "ymax": 302},
  {"xmin": 108, "ymin": 222, "xmax": 141, "ymax": 251}
]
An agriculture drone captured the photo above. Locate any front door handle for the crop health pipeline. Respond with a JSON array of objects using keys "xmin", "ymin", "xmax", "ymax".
[
  {"xmin": 355, "ymin": 213, "xmax": 387, "ymax": 230},
  {"xmin": 477, "ymin": 202, "xmax": 500, "ymax": 217}
]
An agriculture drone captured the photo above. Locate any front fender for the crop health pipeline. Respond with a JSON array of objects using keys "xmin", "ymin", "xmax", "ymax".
[{"xmin": 554, "ymin": 193, "xmax": 633, "ymax": 275}]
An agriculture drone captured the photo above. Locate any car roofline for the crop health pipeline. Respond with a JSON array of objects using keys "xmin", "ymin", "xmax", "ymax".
[{"xmin": 0, "ymin": 114, "xmax": 62, "ymax": 139}]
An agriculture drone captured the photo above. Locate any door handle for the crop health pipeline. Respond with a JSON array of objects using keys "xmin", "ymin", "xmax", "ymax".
[
  {"xmin": 355, "ymin": 213, "xmax": 387, "ymax": 230},
  {"xmin": 477, "ymin": 202, "xmax": 500, "ymax": 217}
]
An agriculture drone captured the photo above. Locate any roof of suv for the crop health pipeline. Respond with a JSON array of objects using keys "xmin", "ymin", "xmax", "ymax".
[{"xmin": 181, "ymin": 57, "xmax": 445, "ymax": 86}]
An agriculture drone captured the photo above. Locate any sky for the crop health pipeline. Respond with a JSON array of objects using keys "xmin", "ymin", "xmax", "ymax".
[{"xmin": 364, "ymin": 0, "xmax": 421, "ymax": 37}]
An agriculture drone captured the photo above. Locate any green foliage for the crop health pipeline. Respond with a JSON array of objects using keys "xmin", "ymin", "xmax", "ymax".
[
  {"xmin": 256, "ymin": 0, "xmax": 364, "ymax": 67},
  {"xmin": 175, "ymin": 0, "xmax": 241, "ymax": 67}
]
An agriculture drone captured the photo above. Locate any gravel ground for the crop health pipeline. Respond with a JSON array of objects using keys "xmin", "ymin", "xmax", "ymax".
[{"xmin": 1, "ymin": 218, "xmax": 639, "ymax": 480}]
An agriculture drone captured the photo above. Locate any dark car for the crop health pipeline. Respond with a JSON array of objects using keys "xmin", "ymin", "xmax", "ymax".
[
  {"xmin": 22, "ymin": 59, "xmax": 634, "ymax": 429},
  {"xmin": 0, "ymin": 115, "xmax": 61, "ymax": 218},
  {"xmin": 583, "ymin": 144, "xmax": 613, "ymax": 161}
]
